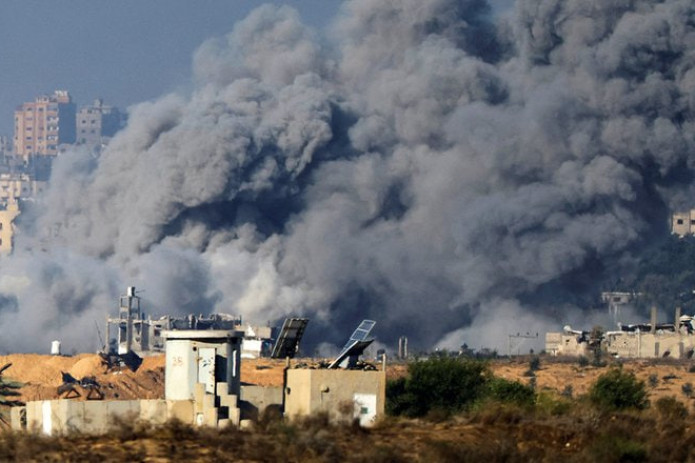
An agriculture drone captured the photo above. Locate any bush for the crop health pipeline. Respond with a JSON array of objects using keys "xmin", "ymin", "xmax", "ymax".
[
  {"xmin": 682, "ymin": 382, "xmax": 693, "ymax": 398},
  {"xmin": 655, "ymin": 396, "xmax": 688, "ymax": 420},
  {"xmin": 589, "ymin": 367, "xmax": 648, "ymax": 411},
  {"xmin": 485, "ymin": 378, "xmax": 536, "ymax": 407},
  {"xmin": 386, "ymin": 357, "xmax": 489, "ymax": 418}
]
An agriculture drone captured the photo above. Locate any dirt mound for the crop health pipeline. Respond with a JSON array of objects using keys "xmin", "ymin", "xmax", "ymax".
[{"xmin": 0, "ymin": 353, "xmax": 165, "ymax": 402}]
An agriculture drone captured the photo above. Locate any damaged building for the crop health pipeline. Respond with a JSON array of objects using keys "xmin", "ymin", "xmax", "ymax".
[
  {"xmin": 105, "ymin": 287, "xmax": 275, "ymax": 358},
  {"xmin": 546, "ymin": 307, "xmax": 695, "ymax": 359}
]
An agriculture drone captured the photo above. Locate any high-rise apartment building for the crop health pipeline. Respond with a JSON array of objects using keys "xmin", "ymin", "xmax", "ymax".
[
  {"xmin": 13, "ymin": 90, "xmax": 76, "ymax": 158},
  {"xmin": 76, "ymin": 98, "xmax": 125, "ymax": 147}
]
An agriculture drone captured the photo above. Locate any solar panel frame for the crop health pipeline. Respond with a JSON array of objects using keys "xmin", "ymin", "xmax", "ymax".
[
  {"xmin": 270, "ymin": 318, "xmax": 309, "ymax": 359},
  {"xmin": 328, "ymin": 339, "xmax": 374, "ymax": 369},
  {"xmin": 340, "ymin": 319, "xmax": 376, "ymax": 351}
]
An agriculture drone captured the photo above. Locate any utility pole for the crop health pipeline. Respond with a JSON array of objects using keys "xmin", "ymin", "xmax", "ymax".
[{"xmin": 507, "ymin": 332, "xmax": 539, "ymax": 357}]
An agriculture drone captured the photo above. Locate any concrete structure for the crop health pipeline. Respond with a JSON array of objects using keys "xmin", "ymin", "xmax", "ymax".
[
  {"xmin": 105, "ymin": 286, "xmax": 242, "ymax": 356},
  {"xmin": 0, "ymin": 173, "xmax": 46, "ymax": 204},
  {"xmin": 76, "ymin": 99, "xmax": 124, "ymax": 148},
  {"xmin": 13, "ymin": 329, "xmax": 246, "ymax": 434},
  {"xmin": 239, "ymin": 385, "xmax": 284, "ymax": 421},
  {"xmin": 164, "ymin": 329, "xmax": 243, "ymax": 428},
  {"xmin": 14, "ymin": 399, "xmax": 193, "ymax": 435},
  {"xmin": 0, "ymin": 198, "xmax": 20, "ymax": 254},
  {"xmin": 601, "ymin": 291, "xmax": 638, "ymax": 322},
  {"xmin": 241, "ymin": 325, "xmax": 276, "ymax": 358},
  {"xmin": 284, "ymin": 368, "xmax": 386, "ymax": 427},
  {"xmin": 545, "ymin": 327, "xmax": 590, "ymax": 357},
  {"xmin": 547, "ymin": 307, "xmax": 695, "ymax": 359},
  {"xmin": 13, "ymin": 90, "xmax": 76, "ymax": 158}
]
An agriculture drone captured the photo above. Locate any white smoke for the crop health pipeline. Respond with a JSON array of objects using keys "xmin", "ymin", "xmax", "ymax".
[{"xmin": 1, "ymin": 0, "xmax": 694, "ymax": 354}]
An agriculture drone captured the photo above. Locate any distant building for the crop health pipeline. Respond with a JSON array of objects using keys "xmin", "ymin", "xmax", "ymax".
[
  {"xmin": 105, "ymin": 286, "xmax": 276, "ymax": 358},
  {"xmin": 0, "ymin": 198, "xmax": 20, "ymax": 254},
  {"xmin": 76, "ymin": 99, "xmax": 125, "ymax": 148},
  {"xmin": 13, "ymin": 90, "xmax": 76, "ymax": 158},
  {"xmin": 546, "ymin": 307, "xmax": 695, "ymax": 359},
  {"xmin": 0, "ymin": 173, "xmax": 46, "ymax": 203},
  {"xmin": 672, "ymin": 210, "xmax": 695, "ymax": 236}
]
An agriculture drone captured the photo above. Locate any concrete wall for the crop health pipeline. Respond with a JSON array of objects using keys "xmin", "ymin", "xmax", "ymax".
[
  {"xmin": 13, "ymin": 388, "xmax": 240, "ymax": 435},
  {"xmin": 545, "ymin": 332, "xmax": 589, "ymax": 357},
  {"xmin": 672, "ymin": 210, "xmax": 695, "ymax": 237},
  {"xmin": 240, "ymin": 385, "xmax": 283, "ymax": 420},
  {"xmin": 605, "ymin": 332, "xmax": 695, "ymax": 359},
  {"xmin": 284, "ymin": 369, "xmax": 386, "ymax": 427},
  {"xmin": 164, "ymin": 333, "xmax": 242, "ymax": 400}
]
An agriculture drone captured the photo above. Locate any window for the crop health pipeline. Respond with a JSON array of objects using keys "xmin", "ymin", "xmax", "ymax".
[{"xmin": 678, "ymin": 219, "xmax": 684, "ymax": 225}]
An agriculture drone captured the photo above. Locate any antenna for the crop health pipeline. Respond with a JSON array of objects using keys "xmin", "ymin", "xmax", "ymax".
[
  {"xmin": 95, "ymin": 320, "xmax": 105, "ymax": 351},
  {"xmin": 507, "ymin": 332, "xmax": 539, "ymax": 357}
]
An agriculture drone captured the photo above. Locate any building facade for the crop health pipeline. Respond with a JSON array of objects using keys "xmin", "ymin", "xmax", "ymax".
[
  {"xmin": 13, "ymin": 90, "xmax": 76, "ymax": 158},
  {"xmin": 76, "ymin": 99, "xmax": 124, "ymax": 147},
  {"xmin": 0, "ymin": 199, "xmax": 19, "ymax": 254},
  {"xmin": 672, "ymin": 210, "xmax": 695, "ymax": 237}
]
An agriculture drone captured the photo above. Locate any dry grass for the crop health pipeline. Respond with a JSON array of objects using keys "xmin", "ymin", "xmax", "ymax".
[{"xmin": 3, "ymin": 403, "xmax": 695, "ymax": 462}]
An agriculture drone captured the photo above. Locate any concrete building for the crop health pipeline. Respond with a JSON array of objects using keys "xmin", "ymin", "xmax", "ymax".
[
  {"xmin": 546, "ymin": 307, "xmax": 695, "ymax": 359},
  {"xmin": 76, "ymin": 99, "xmax": 124, "ymax": 148},
  {"xmin": 13, "ymin": 329, "xmax": 245, "ymax": 434},
  {"xmin": 13, "ymin": 90, "xmax": 76, "ymax": 158},
  {"xmin": 105, "ymin": 286, "xmax": 243, "ymax": 356},
  {"xmin": 544, "ymin": 327, "xmax": 590, "ymax": 357},
  {"xmin": 0, "ymin": 173, "xmax": 46, "ymax": 204},
  {"xmin": 164, "ymin": 330, "xmax": 243, "ymax": 427},
  {"xmin": 284, "ymin": 368, "xmax": 386, "ymax": 427},
  {"xmin": 0, "ymin": 198, "xmax": 20, "ymax": 254}
]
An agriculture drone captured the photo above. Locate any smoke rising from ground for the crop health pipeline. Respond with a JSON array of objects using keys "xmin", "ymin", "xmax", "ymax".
[{"xmin": 1, "ymin": 0, "xmax": 694, "ymax": 353}]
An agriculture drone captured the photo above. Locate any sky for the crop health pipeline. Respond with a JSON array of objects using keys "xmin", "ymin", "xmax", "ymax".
[{"xmin": 0, "ymin": 1, "xmax": 344, "ymax": 137}]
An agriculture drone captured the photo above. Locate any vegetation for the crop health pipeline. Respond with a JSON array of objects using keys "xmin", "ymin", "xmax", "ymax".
[
  {"xmin": 589, "ymin": 367, "xmax": 648, "ymax": 411},
  {"xmin": 7, "ymin": 358, "xmax": 695, "ymax": 461},
  {"xmin": 386, "ymin": 357, "xmax": 489, "ymax": 417}
]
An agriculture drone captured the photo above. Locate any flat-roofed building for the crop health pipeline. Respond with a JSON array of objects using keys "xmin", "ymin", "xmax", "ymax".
[
  {"xmin": 13, "ymin": 90, "xmax": 76, "ymax": 159},
  {"xmin": 76, "ymin": 98, "xmax": 125, "ymax": 148}
]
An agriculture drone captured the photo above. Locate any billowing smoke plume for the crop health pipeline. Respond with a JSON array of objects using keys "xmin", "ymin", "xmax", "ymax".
[{"xmin": 1, "ymin": 0, "xmax": 694, "ymax": 353}]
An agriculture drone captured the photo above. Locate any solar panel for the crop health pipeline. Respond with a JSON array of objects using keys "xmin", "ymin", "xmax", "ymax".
[
  {"xmin": 329, "ymin": 319, "xmax": 377, "ymax": 369},
  {"xmin": 340, "ymin": 320, "xmax": 376, "ymax": 351},
  {"xmin": 328, "ymin": 339, "xmax": 374, "ymax": 369},
  {"xmin": 270, "ymin": 318, "xmax": 309, "ymax": 359}
]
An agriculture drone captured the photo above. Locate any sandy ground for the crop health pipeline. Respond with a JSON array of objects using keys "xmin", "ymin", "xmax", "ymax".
[{"xmin": 2, "ymin": 354, "xmax": 695, "ymax": 405}]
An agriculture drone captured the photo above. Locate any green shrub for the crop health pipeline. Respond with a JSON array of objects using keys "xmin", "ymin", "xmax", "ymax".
[
  {"xmin": 386, "ymin": 357, "xmax": 489, "ymax": 417},
  {"xmin": 589, "ymin": 367, "xmax": 648, "ymax": 411},
  {"xmin": 485, "ymin": 378, "xmax": 535, "ymax": 407}
]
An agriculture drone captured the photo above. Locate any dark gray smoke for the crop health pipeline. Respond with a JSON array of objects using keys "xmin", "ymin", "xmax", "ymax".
[{"xmin": 1, "ymin": 0, "xmax": 694, "ymax": 353}]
